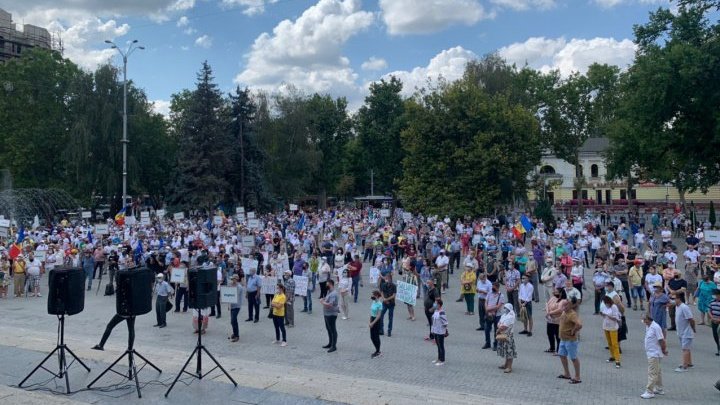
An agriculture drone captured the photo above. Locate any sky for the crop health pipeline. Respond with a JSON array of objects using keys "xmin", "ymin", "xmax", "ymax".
[{"xmin": 0, "ymin": 0, "xmax": 674, "ymax": 115}]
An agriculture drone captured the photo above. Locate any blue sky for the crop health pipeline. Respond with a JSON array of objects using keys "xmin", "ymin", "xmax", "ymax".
[{"xmin": 0, "ymin": 0, "xmax": 672, "ymax": 113}]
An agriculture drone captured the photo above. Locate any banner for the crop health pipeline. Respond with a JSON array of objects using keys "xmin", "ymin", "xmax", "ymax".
[
  {"xmin": 293, "ymin": 275, "xmax": 308, "ymax": 296},
  {"xmin": 173, "ymin": 212, "xmax": 185, "ymax": 220},
  {"xmin": 706, "ymin": 230, "xmax": 720, "ymax": 244},
  {"xmin": 220, "ymin": 286, "xmax": 240, "ymax": 304},
  {"xmin": 396, "ymin": 280, "xmax": 418, "ymax": 306},
  {"xmin": 94, "ymin": 224, "xmax": 109, "ymax": 235},
  {"xmin": 261, "ymin": 276, "xmax": 277, "ymax": 295},
  {"xmin": 241, "ymin": 258, "xmax": 259, "ymax": 273},
  {"xmin": 170, "ymin": 267, "xmax": 187, "ymax": 283},
  {"xmin": 241, "ymin": 235, "xmax": 255, "ymax": 248},
  {"xmin": 81, "ymin": 211, "xmax": 91, "ymax": 219}
]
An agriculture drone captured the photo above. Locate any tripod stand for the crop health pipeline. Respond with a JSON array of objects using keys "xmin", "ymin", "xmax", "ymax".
[
  {"xmin": 86, "ymin": 316, "xmax": 161, "ymax": 398},
  {"xmin": 19, "ymin": 314, "xmax": 91, "ymax": 393},
  {"xmin": 165, "ymin": 313, "xmax": 237, "ymax": 397}
]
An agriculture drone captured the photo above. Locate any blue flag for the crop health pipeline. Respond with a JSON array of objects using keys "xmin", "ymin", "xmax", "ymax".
[
  {"xmin": 520, "ymin": 215, "xmax": 533, "ymax": 233},
  {"xmin": 87, "ymin": 231, "xmax": 93, "ymax": 245},
  {"xmin": 16, "ymin": 226, "xmax": 25, "ymax": 244}
]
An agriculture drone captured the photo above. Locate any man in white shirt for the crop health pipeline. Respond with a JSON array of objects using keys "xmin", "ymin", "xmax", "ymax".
[
  {"xmin": 26, "ymin": 252, "xmax": 44, "ymax": 297},
  {"xmin": 673, "ymin": 292, "xmax": 695, "ymax": 372},
  {"xmin": 435, "ymin": 250, "xmax": 450, "ymax": 292},
  {"xmin": 475, "ymin": 272, "xmax": 492, "ymax": 331},
  {"xmin": 660, "ymin": 227, "xmax": 672, "ymax": 248},
  {"xmin": 641, "ymin": 314, "xmax": 667, "ymax": 399},
  {"xmin": 518, "ymin": 275, "xmax": 534, "ymax": 336}
]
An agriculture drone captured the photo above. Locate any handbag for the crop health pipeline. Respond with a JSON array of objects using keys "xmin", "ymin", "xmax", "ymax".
[
  {"xmin": 518, "ymin": 306, "xmax": 528, "ymax": 323},
  {"xmin": 165, "ymin": 301, "xmax": 173, "ymax": 313},
  {"xmin": 496, "ymin": 332, "xmax": 508, "ymax": 342},
  {"xmin": 485, "ymin": 295, "xmax": 501, "ymax": 321}
]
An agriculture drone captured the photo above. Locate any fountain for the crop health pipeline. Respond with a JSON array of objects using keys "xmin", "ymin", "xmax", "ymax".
[{"xmin": 0, "ymin": 169, "xmax": 80, "ymax": 224}]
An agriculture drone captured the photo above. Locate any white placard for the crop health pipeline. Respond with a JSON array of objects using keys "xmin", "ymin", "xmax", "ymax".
[
  {"xmin": 34, "ymin": 250, "xmax": 46, "ymax": 262},
  {"xmin": 0, "ymin": 227, "xmax": 8, "ymax": 238},
  {"xmin": 141, "ymin": 217, "xmax": 151, "ymax": 226},
  {"xmin": 289, "ymin": 204, "xmax": 298, "ymax": 211},
  {"xmin": 369, "ymin": 267, "xmax": 380, "ymax": 284},
  {"xmin": 248, "ymin": 219, "xmax": 259, "ymax": 229},
  {"xmin": 173, "ymin": 212, "xmax": 185, "ymax": 220},
  {"xmin": 380, "ymin": 209, "xmax": 390, "ymax": 218},
  {"xmin": 706, "ymin": 230, "xmax": 720, "ymax": 244},
  {"xmin": 0, "ymin": 219, "xmax": 10, "ymax": 228},
  {"xmin": 81, "ymin": 211, "xmax": 91, "ymax": 219},
  {"xmin": 156, "ymin": 209, "xmax": 166, "ymax": 218},
  {"xmin": 94, "ymin": 224, "xmax": 109, "ymax": 235},
  {"xmin": 293, "ymin": 275, "xmax": 308, "ymax": 296},
  {"xmin": 241, "ymin": 235, "xmax": 255, "ymax": 248},
  {"xmin": 241, "ymin": 258, "xmax": 259, "ymax": 272},
  {"xmin": 402, "ymin": 212, "xmax": 412, "ymax": 221},
  {"xmin": 261, "ymin": 276, "xmax": 277, "ymax": 295},
  {"xmin": 396, "ymin": 280, "xmax": 418, "ymax": 306},
  {"xmin": 141, "ymin": 211, "xmax": 150, "ymax": 219},
  {"xmin": 170, "ymin": 267, "xmax": 187, "ymax": 283},
  {"xmin": 220, "ymin": 286, "xmax": 240, "ymax": 304},
  {"xmin": 472, "ymin": 234, "xmax": 482, "ymax": 245},
  {"xmin": 213, "ymin": 216, "xmax": 223, "ymax": 225},
  {"xmin": 247, "ymin": 212, "xmax": 256, "ymax": 219},
  {"xmin": 236, "ymin": 207, "xmax": 245, "ymax": 214},
  {"xmin": 236, "ymin": 213, "xmax": 245, "ymax": 222},
  {"xmin": 125, "ymin": 216, "xmax": 136, "ymax": 225}
]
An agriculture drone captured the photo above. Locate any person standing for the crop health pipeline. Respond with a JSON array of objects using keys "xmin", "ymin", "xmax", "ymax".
[
  {"xmin": 283, "ymin": 270, "xmax": 296, "ymax": 327},
  {"xmin": 424, "ymin": 279, "xmax": 441, "ymax": 340},
  {"xmin": 320, "ymin": 279, "xmax": 339, "ymax": 352},
  {"xmin": 348, "ymin": 254, "xmax": 363, "ymax": 303},
  {"xmin": 301, "ymin": 262, "xmax": 314, "ymax": 314},
  {"xmin": 667, "ymin": 270, "xmax": 687, "ymax": 331},
  {"xmin": 228, "ymin": 274, "xmax": 244, "ymax": 342},
  {"xmin": 504, "ymin": 264, "xmax": 521, "ymax": 312},
  {"xmin": 154, "ymin": 273, "xmax": 174, "ymax": 328},
  {"xmin": 81, "ymin": 250, "xmax": 94, "ymax": 291},
  {"xmin": 648, "ymin": 282, "xmax": 669, "ymax": 338},
  {"xmin": 673, "ymin": 292, "xmax": 695, "ymax": 372},
  {"xmin": 271, "ymin": 284, "xmax": 287, "ymax": 346},
  {"xmin": 318, "ymin": 257, "xmax": 331, "ymax": 298},
  {"xmin": 476, "ymin": 272, "xmax": 492, "ymax": 331},
  {"xmin": 640, "ymin": 314, "xmax": 668, "ymax": 399},
  {"xmin": 460, "ymin": 265, "xmax": 477, "ymax": 315},
  {"xmin": 368, "ymin": 290, "xmax": 383, "ymax": 358},
  {"xmin": 379, "ymin": 273, "xmax": 397, "ymax": 337},
  {"xmin": 518, "ymin": 275, "xmax": 534, "ymax": 336},
  {"xmin": 245, "ymin": 269, "xmax": 261, "ymax": 323},
  {"xmin": 93, "ymin": 245, "xmax": 105, "ymax": 279},
  {"xmin": 435, "ymin": 250, "xmax": 449, "ymax": 292},
  {"xmin": 600, "ymin": 295, "xmax": 622, "ymax": 368},
  {"xmin": 25, "ymin": 252, "xmax": 44, "ymax": 297},
  {"xmin": 338, "ymin": 269, "xmax": 351, "ymax": 320},
  {"xmin": 483, "ymin": 282, "xmax": 505, "ymax": 350},
  {"xmin": 708, "ymin": 288, "xmax": 720, "ymax": 356},
  {"xmin": 558, "ymin": 296, "xmax": 582, "ymax": 384},
  {"xmin": 431, "ymin": 298, "xmax": 448, "ymax": 366}
]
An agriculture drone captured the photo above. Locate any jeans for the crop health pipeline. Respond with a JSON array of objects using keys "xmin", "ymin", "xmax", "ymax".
[
  {"xmin": 175, "ymin": 286, "xmax": 188, "ymax": 311},
  {"xmin": 507, "ymin": 289, "xmax": 519, "ymax": 312},
  {"xmin": 434, "ymin": 333, "xmax": 446, "ymax": 362},
  {"xmin": 351, "ymin": 275, "xmax": 360, "ymax": 303},
  {"xmin": 547, "ymin": 323, "xmax": 560, "ymax": 352},
  {"xmin": 247, "ymin": 290, "xmax": 260, "ymax": 321},
  {"xmin": 99, "ymin": 314, "xmax": 135, "ymax": 349},
  {"xmin": 590, "ymin": 248, "xmax": 597, "ymax": 264},
  {"xmin": 230, "ymin": 308, "xmax": 240, "ymax": 337},
  {"xmin": 210, "ymin": 293, "xmax": 221, "ymax": 318},
  {"xmin": 594, "ymin": 289, "xmax": 605, "ymax": 314},
  {"xmin": 303, "ymin": 294, "xmax": 313, "ymax": 312},
  {"xmin": 324, "ymin": 315, "xmax": 338, "ymax": 348},
  {"xmin": 379, "ymin": 303, "xmax": 395, "ymax": 334},
  {"xmin": 319, "ymin": 282, "xmax": 328, "ymax": 298},
  {"xmin": 370, "ymin": 316, "xmax": 381, "ymax": 353},
  {"xmin": 93, "ymin": 261, "xmax": 104, "ymax": 279},
  {"xmin": 155, "ymin": 295, "xmax": 168, "ymax": 326},
  {"xmin": 620, "ymin": 279, "xmax": 631, "ymax": 305},
  {"xmin": 84, "ymin": 268, "xmax": 93, "ymax": 289},
  {"xmin": 463, "ymin": 293, "xmax": 475, "ymax": 312},
  {"xmin": 284, "ymin": 301, "xmax": 294, "ymax": 326},
  {"xmin": 477, "ymin": 298, "xmax": 486, "ymax": 327},
  {"xmin": 272, "ymin": 314, "xmax": 286, "ymax": 342},
  {"xmin": 484, "ymin": 315, "xmax": 499, "ymax": 347}
]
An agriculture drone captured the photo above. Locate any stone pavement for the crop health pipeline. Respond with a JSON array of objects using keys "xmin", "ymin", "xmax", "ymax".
[{"xmin": 1, "ymin": 254, "xmax": 718, "ymax": 405}]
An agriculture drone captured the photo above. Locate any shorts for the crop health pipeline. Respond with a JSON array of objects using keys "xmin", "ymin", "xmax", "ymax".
[
  {"xmin": 522, "ymin": 301, "xmax": 533, "ymax": 318},
  {"xmin": 558, "ymin": 340, "xmax": 579, "ymax": 360},
  {"xmin": 679, "ymin": 337, "xmax": 693, "ymax": 351}
]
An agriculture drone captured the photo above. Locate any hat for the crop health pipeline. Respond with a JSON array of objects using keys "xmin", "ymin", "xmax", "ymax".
[
  {"xmin": 156, "ymin": 274, "xmax": 164, "ymax": 279},
  {"xmin": 440, "ymin": 249, "xmax": 445, "ymax": 253},
  {"xmin": 605, "ymin": 280, "xmax": 614, "ymax": 286},
  {"xmin": 283, "ymin": 269, "xmax": 291, "ymax": 275},
  {"xmin": 653, "ymin": 281, "xmax": 663, "ymax": 288}
]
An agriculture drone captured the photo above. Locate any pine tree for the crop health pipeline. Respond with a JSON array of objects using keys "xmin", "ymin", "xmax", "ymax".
[{"xmin": 168, "ymin": 62, "xmax": 231, "ymax": 211}]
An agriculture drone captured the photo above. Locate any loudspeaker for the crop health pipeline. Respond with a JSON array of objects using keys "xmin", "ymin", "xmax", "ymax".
[
  {"xmin": 116, "ymin": 268, "xmax": 154, "ymax": 316},
  {"xmin": 47, "ymin": 268, "xmax": 85, "ymax": 316},
  {"xmin": 188, "ymin": 268, "xmax": 216, "ymax": 309}
]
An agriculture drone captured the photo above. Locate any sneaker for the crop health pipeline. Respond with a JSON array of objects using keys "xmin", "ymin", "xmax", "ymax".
[
  {"xmin": 280, "ymin": 341, "xmax": 287, "ymax": 347},
  {"xmin": 342, "ymin": 316, "xmax": 347, "ymax": 320},
  {"xmin": 673, "ymin": 366, "xmax": 687, "ymax": 373},
  {"xmin": 36, "ymin": 293, "xmax": 42, "ymax": 297},
  {"xmin": 606, "ymin": 358, "xmax": 615, "ymax": 362},
  {"xmin": 653, "ymin": 389, "xmax": 665, "ymax": 395},
  {"xmin": 435, "ymin": 361, "xmax": 444, "ymax": 366},
  {"xmin": 615, "ymin": 362, "xmax": 621, "ymax": 368},
  {"xmin": 273, "ymin": 340, "xmax": 280, "ymax": 345},
  {"xmin": 640, "ymin": 391, "xmax": 655, "ymax": 399}
]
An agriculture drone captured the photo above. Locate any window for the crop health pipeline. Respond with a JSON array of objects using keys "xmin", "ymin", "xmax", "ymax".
[
  {"xmin": 596, "ymin": 190, "xmax": 603, "ymax": 204},
  {"xmin": 572, "ymin": 190, "xmax": 577, "ymax": 200},
  {"xmin": 606, "ymin": 190, "xmax": 612, "ymax": 203},
  {"xmin": 630, "ymin": 189, "xmax": 637, "ymax": 200},
  {"xmin": 546, "ymin": 192, "xmax": 555, "ymax": 205},
  {"xmin": 16, "ymin": 44, "xmax": 21, "ymax": 54},
  {"xmin": 591, "ymin": 164, "xmax": 599, "ymax": 178},
  {"xmin": 620, "ymin": 189, "xmax": 627, "ymax": 200},
  {"xmin": 539, "ymin": 165, "xmax": 555, "ymax": 175},
  {"xmin": 581, "ymin": 190, "xmax": 588, "ymax": 200}
]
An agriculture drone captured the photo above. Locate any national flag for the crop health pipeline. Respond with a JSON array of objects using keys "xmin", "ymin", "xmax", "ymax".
[
  {"xmin": 87, "ymin": 231, "xmax": 93, "ymax": 245},
  {"xmin": 16, "ymin": 226, "xmax": 25, "ymax": 244},
  {"xmin": 520, "ymin": 215, "xmax": 533, "ymax": 233},
  {"xmin": 296, "ymin": 213, "xmax": 306, "ymax": 231},
  {"xmin": 512, "ymin": 223, "xmax": 525, "ymax": 239},
  {"xmin": 159, "ymin": 237, "xmax": 165, "ymax": 249},
  {"xmin": 8, "ymin": 226, "xmax": 24, "ymax": 260},
  {"xmin": 115, "ymin": 206, "xmax": 127, "ymax": 226}
]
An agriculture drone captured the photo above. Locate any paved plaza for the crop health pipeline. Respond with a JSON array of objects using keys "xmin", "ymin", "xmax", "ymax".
[{"xmin": 1, "ymin": 258, "xmax": 718, "ymax": 405}]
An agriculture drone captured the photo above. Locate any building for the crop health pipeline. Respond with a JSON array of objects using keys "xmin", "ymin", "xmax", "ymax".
[
  {"xmin": 531, "ymin": 137, "xmax": 720, "ymax": 207},
  {"xmin": 0, "ymin": 8, "xmax": 53, "ymax": 63}
]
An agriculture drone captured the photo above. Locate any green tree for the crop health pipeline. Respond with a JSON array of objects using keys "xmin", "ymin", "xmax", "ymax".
[
  {"xmin": 709, "ymin": 200, "xmax": 716, "ymax": 228},
  {"xmin": 168, "ymin": 62, "xmax": 231, "ymax": 211}
]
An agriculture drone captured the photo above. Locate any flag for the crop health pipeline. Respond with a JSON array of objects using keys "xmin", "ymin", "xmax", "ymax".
[
  {"xmin": 520, "ymin": 215, "xmax": 533, "ymax": 233},
  {"xmin": 512, "ymin": 223, "xmax": 525, "ymax": 239},
  {"xmin": 87, "ymin": 231, "xmax": 93, "ymax": 245},
  {"xmin": 159, "ymin": 237, "xmax": 165, "ymax": 249},
  {"xmin": 9, "ymin": 226, "xmax": 24, "ymax": 260},
  {"xmin": 115, "ymin": 206, "xmax": 127, "ymax": 226},
  {"xmin": 296, "ymin": 213, "xmax": 306, "ymax": 231},
  {"xmin": 205, "ymin": 217, "xmax": 213, "ymax": 230},
  {"xmin": 16, "ymin": 226, "xmax": 25, "ymax": 244}
]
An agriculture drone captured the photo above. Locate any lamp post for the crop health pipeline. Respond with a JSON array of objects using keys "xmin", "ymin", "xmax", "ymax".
[{"xmin": 105, "ymin": 39, "xmax": 144, "ymax": 209}]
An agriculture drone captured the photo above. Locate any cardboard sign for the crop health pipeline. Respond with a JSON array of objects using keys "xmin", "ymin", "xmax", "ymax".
[
  {"xmin": 141, "ymin": 211, "xmax": 150, "ymax": 219},
  {"xmin": 173, "ymin": 212, "xmax": 185, "ymax": 221},
  {"xmin": 369, "ymin": 267, "xmax": 380, "ymax": 284},
  {"xmin": 236, "ymin": 207, "xmax": 245, "ymax": 214},
  {"xmin": 94, "ymin": 224, "xmax": 108, "ymax": 235},
  {"xmin": 141, "ymin": 217, "xmax": 151, "ymax": 226},
  {"xmin": 289, "ymin": 204, "xmax": 298, "ymax": 211},
  {"xmin": 293, "ymin": 275, "xmax": 308, "ymax": 297},
  {"xmin": 241, "ymin": 235, "xmax": 255, "ymax": 248},
  {"xmin": 156, "ymin": 209, "xmax": 166, "ymax": 218},
  {"xmin": 0, "ymin": 219, "xmax": 10, "ymax": 228},
  {"xmin": 81, "ymin": 211, "xmax": 91, "ymax": 219},
  {"xmin": 170, "ymin": 267, "xmax": 186, "ymax": 283},
  {"xmin": 220, "ymin": 286, "xmax": 240, "ymax": 304},
  {"xmin": 213, "ymin": 216, "xmax": 223, "ymax": 225},
  {"xmin": 396, "ymin": 281, "xmax": 418, "ymax": 306},
  {"xmin": 241, "ymin": 258, "xmax": 259, "ymax": 272},
  {"xmin": 248, "ymin": 219, "xmax": 259, "ymax": 229},
  {"xmin": 706, "ymin": 230, "xmax": 720, "ymax": 244},
  {"xmin": 380, "ymin": 209, "xmax": 390, "ymax": 218},
  {"xmin": 0, "ymin": 227, "xmax": 8, "ymax": 238},
  {"xmin": 261, "ymin": 276, "xmax": 277, "ymax": 295},
  {"xmin": 402, "ymin": 212, "xmax": 412, "ymax": 221}
]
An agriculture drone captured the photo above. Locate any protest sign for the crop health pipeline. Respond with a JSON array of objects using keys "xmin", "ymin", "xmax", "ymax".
[
  {"xmin": 141, "ymin": 211, "xmax": 150, "ymax": 219},
  {"xmin": 241, "ymin": 235, "xmax": 255, "ymax": 248},
  {"xmin": 213, "ymin": 216, "xmax": 223, "ymax": 225},
  {"xmin": 0, "ymin": 219, "xmax": 10, "ymax": 228},
  {"xmin": 293, "ymin": 275, "xmax": 308, "ymax": 296},
  {"xmin": 241, "ymin": 258, "xmax": 259, "ymax": 273},
  {"xmin": 402, "ymin": 212, "xmax": 412, "ymax": 221},
  {"xmin": 396, "ymin": 280, "xmax": 418, "ymax": 306},
  {"xmin": 94, "ymin": 224, "xmax": 109, "ymax": 235},
  {"xmin": 220, "ymin": 286, "xmax": 240, "ymax": 304},
  {"xmin": 173, "ymin": 212, "xmax": 185, "ymax": 220},
  {"xmin": 236, "ymin": 207, "xmax": 245, "ymax": 214},
  {"xmin": 141, "ymin": 217, "xmax": 151, "ymax": 226},
  {"xmin": 261, "ymin": 276, "xmax": 277, "ymax": 295},
  {"xmin": 380, "ymin": 209, "xmax": 390, "ymax": 218},
  {"xmin": 289, "ymin": 204, "xmax": 298, "ymax": 211},
  {"xmin": 369, "ymin": 267, "xmax": 380, "ymax": 284},
  {"xmin": 81, "ymin": 211, "xmax": 91, "ymax": 219},
  {"xmin": 170, "ymin": 267, "xmax": 186, "ymax": 283},
  {"xmin": 248, "ymin": 219, "xmax": 259, "ymax": 229},
  {"xmin": 706, "ymin": 230, "xmax": 720, "ymax": 244},
  {"xmin": 156, "ymin": 209, "xmax": 166, "ymax": 218},
  {"xmin": 125, "ymin": 216, "xmax": 136, "ymax": 225},
  {"xmin": 247, "ymin": 211, "xmax": 256, "ymax": 219},
  {"xmin": 0, "ymin": 227, "xmax": 8, "ymax": 238}
]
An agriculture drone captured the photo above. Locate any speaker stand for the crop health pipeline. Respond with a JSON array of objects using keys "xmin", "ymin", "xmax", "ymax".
[
  {"xmin": 165, "ymin": 314, "xmax": 237, "ymax": 397},
  {"xmin": 86, "ymin": 317, "xmax": 161, "ymax": 398},
  {"xmin": 19, "ymin": 314, "xmax": 91, "ymax": 393}
]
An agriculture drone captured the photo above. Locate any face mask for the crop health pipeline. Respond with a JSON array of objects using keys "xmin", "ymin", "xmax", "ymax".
[
  {"xmin": 432, "ymin": 303, "xmax": 438, "ymax": 309},
  {"xmin": 492, "ymin": 287, "xmax": 498, "ymax": 293},
  {"xmin": 674, "ymin": 275, "xmax": 680, "ymax": 279}
]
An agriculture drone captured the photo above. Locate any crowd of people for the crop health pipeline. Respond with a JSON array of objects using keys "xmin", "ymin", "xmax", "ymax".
[{"xmin": 1, "ymin": 206, "xmax": 720, "ymax": 398}]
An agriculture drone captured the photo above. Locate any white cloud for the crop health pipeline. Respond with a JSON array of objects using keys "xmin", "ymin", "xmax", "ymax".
[
  {"xmin": 221, "ymin": 0, "xmax": 279, "ymax": 16},
  {"xmin": 499, "ymin": 36, "xmax": 637, "ymax": 76},
  {"xmin": 176, "ymin": 16, "xmax": 189, "ymax": 27},
  {"xmin": 379, "ymin": 0, "xmax": 493, "ymax": 35},
  {"xmin": 593, "ymin": 0, "xmax": 669, "ymax": 8},
  {"xmin": 183, "ymin": 27, "xmax": 197, "ymax": 35},
  {"xmin": 489, "ymin": 0, "xmax": 556, "ymax": 11},
  {"xmin": 234, "ymin": 0, "xmax": 373, "ymax": 95},
  {"xmin": 361, "ymin": 57, "xmax": 388, "ymax": 71},
  {"xmin": 151, "ymin": 99, "xmax": 171, "ymax": 117},
  {"xmin": 169, "ymin": 0, "xmax": 195, "ymax": 11},
  {"xmin": 195, "ymin": 34, "xmax": 213, "ymax": 48},
  {"xmin": 382, "ymin": 46, "xmax": 477, "ymax": 96}
]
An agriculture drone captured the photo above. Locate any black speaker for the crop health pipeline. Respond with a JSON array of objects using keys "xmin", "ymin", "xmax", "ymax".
[
  {"xmin": 47, "ymin": 268, "xmax": 85, "ymax": 316},
  {"xmin": 188, "ymin": 268, "xmax": 216, "ymax": 309},
  {"xmin": 116, "ymin": 268, "xmax": 154, "ymax": 316}
]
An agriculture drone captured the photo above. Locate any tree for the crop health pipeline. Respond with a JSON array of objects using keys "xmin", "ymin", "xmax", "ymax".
[
  {"xmin": 355, "ymin": 77, "xmax": 406, "ymax": 195},
  {"xmin": 167, "ymin": 62, "xmax": 232, "ymax": 211},
  {"xmin": 709, "ymin": 200, "xmax": 716, "ymax": 228}
]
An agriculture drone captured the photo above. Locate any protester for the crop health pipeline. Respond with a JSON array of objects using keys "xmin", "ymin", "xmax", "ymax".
[
  {"xmin": 320, "ymin": 279, "xmax": 339, "ymax": 352},
  {"xmin": 641, "ymin": 313, "xmax": 668, "ymax": 399},
  {"xmin": 81, "ymin": 250, "xmax": 94, "ymax": 291},
  {"xmin": 673, "ymin": 292, "xmax": 695, "ymax": 372},
  {"xmin": 246, "ymin": 268, "xmax": 261, "ymax": 323},
  {"xmin": 379, "ymin": 273, "xmax": 397, "ymax": 337},
  {"xmin": 25, "ymin": 252, "xmax": 43, "ymax": 297},
  {"xmin": 271, "ymin": 284, "xmax": 288, "ymax": 346},
  {"xmin": 601, "ymin": 295, "xmax": 622, "ymax": 368},
  {"xmin": 153, "ymin": 273, "xmax": 174, "ymax": 328},
  {"xmin": 229, "ymin": 273, "xmax": 244, "ymax": 342},
  {"xmin": 496, "ymin": 303, "xmax": 516, "ymax": 373},
  {"xmin": 431, "ymin": 298, "xmax": 448, "ymax": 366},
  {"xmin": 368, "ymin": 290, "xmax": 383, "ymax": 358},
  {"xmin": 518, "ymin": 275, "xmax": 534, "ymax": 336},
  {"xmin": 544, "ymin": 288, "xmax": 565, "ymax": 354},
  {"xmin": 338, "ymin": 269, "xmax": 351, "ymax": 320},
  {"xmin": 476, "ymin": 272, "xmax": 492, "ymax": 331},
  {"xmin": 558, "ymin": 296, "xmax": 582, "ymax": 384},
  {"xmin": 648, "ymin": 282, "xmax": 669, "ymax": 338},
  {"xmin": 424, "ymin": 278, "xmax": 441, "ymax": 341},
  {"xmin": 696, "ymin": 274, "xmax": 715, "ymax": 325},
  {"xmin": 709, "ymin": 289, "xmax": 720, "ymax": 356},
  {"xmin": 483, "ymin": 281, "xmax": 505, "ymax": 350},
  {"xmin": 283, "ymin": 270, "xmax": 296, "ymax": 327},
  {"xmin": 460, "ymin": 264, "xmax": 477, "ymax": 315}
]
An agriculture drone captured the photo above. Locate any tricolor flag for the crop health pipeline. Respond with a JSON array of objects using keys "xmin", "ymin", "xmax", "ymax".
[
  {"xmin": 115, "ymin": 206, "xmax": 127, "ymax": 226},
  {"xmin": 8, "ymin": 226, "xmax": 25, "ymax": 260},
  {"xmin": 511, "ymin": 223, "xmax": 525, "ymax": 239},
  {"xmin": 520, "ymin": 215, "xmax": 533, "ymax": 233}
]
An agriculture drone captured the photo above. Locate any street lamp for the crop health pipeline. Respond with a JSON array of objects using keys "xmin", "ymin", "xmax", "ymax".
[{"xmin": 105, "ymin": 39, "xmax": 144, "ymax": 210}]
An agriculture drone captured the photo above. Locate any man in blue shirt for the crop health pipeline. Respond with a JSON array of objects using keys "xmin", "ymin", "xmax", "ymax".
[{"xmin": 245, "ymin": 270, "xmax": 261, "ymax": 323}]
